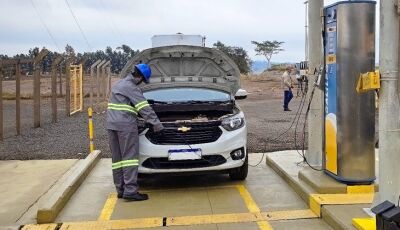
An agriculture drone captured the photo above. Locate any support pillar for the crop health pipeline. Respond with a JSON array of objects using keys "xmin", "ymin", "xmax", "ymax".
[{"xmin": 306, "ymin": 0, "xmax": 324, "ymax": 166}]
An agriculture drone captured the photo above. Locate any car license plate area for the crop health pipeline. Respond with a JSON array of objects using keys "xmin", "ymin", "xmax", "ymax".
[{"xmin": 168, "ymin": 149, "xmax": 202, "ymax": 161}]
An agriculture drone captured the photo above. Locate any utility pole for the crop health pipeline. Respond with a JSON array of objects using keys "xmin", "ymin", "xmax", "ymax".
[
  {"xmin": 304, "ymin": 1, "xmax": 309, "ymax": 62},
  {"xmin": 306, "ymin": 0, "xmax": 324, "ymax": 166},
  {"xmin": 374, "ymin": 0, "xmax": 400, "ymax": 205}
]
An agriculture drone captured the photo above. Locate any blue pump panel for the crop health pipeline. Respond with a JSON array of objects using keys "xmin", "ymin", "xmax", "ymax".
[{"xmin": 323, "ymin": 1, "xmax": 376, "ymax": 184}]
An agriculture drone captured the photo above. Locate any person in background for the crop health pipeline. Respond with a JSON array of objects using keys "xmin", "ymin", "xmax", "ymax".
[
  {"xmin": 295, "ymin": 68, "xmax": 302, "ymax": 97},
  {"xmin": 281, "ymin": 66, "xmax": 294, "ymax": 111}
]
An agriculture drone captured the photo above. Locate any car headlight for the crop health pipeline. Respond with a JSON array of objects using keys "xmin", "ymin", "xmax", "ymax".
[{"xmin": 221, "ymin": 113, "xmax": 245, "ymax": 131}]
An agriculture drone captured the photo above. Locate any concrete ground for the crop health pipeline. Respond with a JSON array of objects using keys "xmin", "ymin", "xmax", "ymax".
[
  {"xmin": 54, "ymin": 155, "xmax": 330, "ymax": 229},
  {"xmin": 4, "ymin": 154, "xmax": 333, "ymax": 230},
  {"xmin": 266, "ymin": 151, "xmax": 378, "ymax": 230},
  {"xmin": 0, "ymin": 159, "xmax": 77, "ymax": 227}
]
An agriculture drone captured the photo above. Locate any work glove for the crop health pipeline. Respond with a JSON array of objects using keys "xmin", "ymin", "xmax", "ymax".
[{"xmin": 153, "ymin": 125, "xmax": 165, "ymax": 138}]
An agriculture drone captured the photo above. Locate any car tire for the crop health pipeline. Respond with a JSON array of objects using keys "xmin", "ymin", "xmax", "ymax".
[{"xmin": 229, "ymin": 154, "xmax": 248, "ymax": 180}]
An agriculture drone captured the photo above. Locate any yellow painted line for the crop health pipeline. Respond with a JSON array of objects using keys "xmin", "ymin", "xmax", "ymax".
[
  {"xmin": 309, "ymin": 193, "xmax": 374, "ymax": 216},
  {"xmin": 166, "ymin": 209, "xmax": 317, "ymax": 226},
  {"xmin": 21, "ymin": 224, "xmax": 58, "ymax": 230},
  {"xmin": 347, "ymin": 185, "xmax": 375, "ymax": 194},
  {"xmin": 262, "ymin": 209, "xmax": 318, "ymax": 221},
  {"xmin": 57, "ymin": 209, "xmax": 317, "ymax": 229},
  {"xmin": 236, "ymin": 185, "xmax": 273, "ymax": 230},
  {"xmin": 59, "ymin": 218, "xmax": 163, "ymax": 230},
  {"xmin": 310, "ymin": 195, "xmax": 322, "ymax": 217},
  {"xmin": 352, "ymin": 218, "xmax": 376, "ymax": 230},
  {"xmin": 236, "ymin": 185, "xmax": 261, "ymax": 213},
  {"xmin": 167, "ymin": 212, "xmax": 262, "ymax": 226},
  {"xmin": 98, "ymin": 192, "xmax": 118, "ymax": 221}
]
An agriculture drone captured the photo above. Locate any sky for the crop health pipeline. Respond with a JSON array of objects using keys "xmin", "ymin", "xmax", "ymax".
[{"xmin": 0, "ymin": 0, "xmax": 378, "ymax": 62}]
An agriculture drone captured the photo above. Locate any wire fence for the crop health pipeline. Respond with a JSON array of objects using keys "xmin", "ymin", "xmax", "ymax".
[{"xmin": 0, "ymin": 49, "xmax": 112, "ymax": 140}]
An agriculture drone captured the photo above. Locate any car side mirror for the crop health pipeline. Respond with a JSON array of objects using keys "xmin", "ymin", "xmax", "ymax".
[{"xmin": 235, "ymin": 89, "xmax": 248, "ymax": 100}]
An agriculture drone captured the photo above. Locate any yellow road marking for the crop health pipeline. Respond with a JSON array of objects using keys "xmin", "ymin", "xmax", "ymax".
[
  {"xmin": 97, "ymin": 186, "xmax": 238, "ymax": 220},
  {"xmin": 262, "ymin": 209, "xmax": 318, "ymax": 221},
  {"xmin": 167, "ymin": 212, "xmax": 262, "ymax": 226},
  {"xmin": 236, "ymin": 185, "xmax": 274, "ymax": 230},
  {"xmin": 98, "ymin": 192, "xmax": 118, "ymax": 221},
  {"xmin": 59, "ymin": 218, "xmax": 163, "ymax": 230},
  {"xmin": 90, "ymin": 185, "xmax": 319, "ymax": 229},
  {"xmin": 352, "ymin": 218, "xmax": 376, "ymax": 230},
  {"xmin": 309, "ymin": 193, "xmax": 374, "ymax": 216},
  {"xmin": 236, "ymin": 185, "xmax": 261, "ymax": 213},
  {"xmin": 21, "ymin": 224, "xmax": 58, "ymax": 230},
  {"xmin": 54, "ymin": 209, "xmax": 317, "ymax": 229},
  {"xmin": 347, "ymin": 185, "xmax": 375, "ymax": 194}
]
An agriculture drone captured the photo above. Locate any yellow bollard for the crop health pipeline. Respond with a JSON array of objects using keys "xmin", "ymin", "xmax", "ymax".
[{"xmin": 88, "ymin": 107, "xmax": 95, "ymax": 153}]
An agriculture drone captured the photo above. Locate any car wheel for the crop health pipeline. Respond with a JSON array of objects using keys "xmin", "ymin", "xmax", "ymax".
[{"xmin": 229, "ymin": 154, "xmax": 248, "ymax": 180}]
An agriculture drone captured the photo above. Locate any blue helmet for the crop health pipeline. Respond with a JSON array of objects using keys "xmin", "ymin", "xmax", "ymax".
[{"xmin": 135, "ymin": 64, "xmax": 152, "ymax": 83}]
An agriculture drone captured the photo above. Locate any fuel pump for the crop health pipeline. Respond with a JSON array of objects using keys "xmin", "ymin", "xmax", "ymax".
[{"xmin": 323, "ymin": 1, "xmax": 376, "ymax": 184}]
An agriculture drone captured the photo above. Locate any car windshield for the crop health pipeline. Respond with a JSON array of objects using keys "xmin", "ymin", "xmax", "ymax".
[{"xmin": 144, "ymin": 88, "xmax": 231, "ymax": 103}]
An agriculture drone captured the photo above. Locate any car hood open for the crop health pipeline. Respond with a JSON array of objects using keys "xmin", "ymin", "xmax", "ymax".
[{"xmin": 120, "ymin": 45, "xmax": 241, "ymax": 95}]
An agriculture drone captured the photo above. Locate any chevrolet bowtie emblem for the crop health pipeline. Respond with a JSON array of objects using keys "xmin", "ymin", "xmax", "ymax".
[{"xmin": 178, "ymin": 126, "xmax": 191, "ymax": 132}]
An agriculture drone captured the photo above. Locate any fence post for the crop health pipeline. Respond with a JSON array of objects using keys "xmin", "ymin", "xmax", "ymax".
[
  {"xmin": 15, "ymin": 60, "xmax": 21, "ymax": 134},
  {"xmin": 0, "ymin": 62, "xmax": 3, "ymax": 141},
  {"xmin": 51, "ymin": 56, "xmax": 63, "ymax": 123},
  {"xmin": 65, "ymin": 59, "xmax": 71, "ymax": 117},
  {"xmin": 33, "ymin": 49, "xmax": 48, "ymax": 128},
  {"xmin": 103, "ymin": 61, "xmax": 111, "ymax": 101},
  {"xmin": 90, "ymin": 60, "xmax": 101, "ymax": 109},
  {"xmin": 106, "ymin": 64, "xmax": 111, "ymax": 99},
  {"xmin": 59, "ymin": 65, "xmax": 63, "ymax": 97},
  {"xmin": 96, "ymin": 60, "xmax": 106, "ymax": 105},
  {"xmin": 79, "ymin": 59, "xmax": 86, "ymax": 110}
]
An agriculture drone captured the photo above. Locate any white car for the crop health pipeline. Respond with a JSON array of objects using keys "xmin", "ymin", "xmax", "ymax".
[{"xmin": 121, "ymin": 45, "xmax": 248, "ymax": 180}]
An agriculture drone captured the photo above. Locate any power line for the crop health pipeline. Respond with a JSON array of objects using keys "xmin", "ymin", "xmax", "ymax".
[
  {"xmin": 29, "ymin": 0, "xmax": 62, "ymax": 52},
  {"xmin": 98, "ymin": 0, "xmax": 124, "ymax": 44},
  {"xmin": 64, "ymin": 0, "xmax": 92, "ymax": 51}
]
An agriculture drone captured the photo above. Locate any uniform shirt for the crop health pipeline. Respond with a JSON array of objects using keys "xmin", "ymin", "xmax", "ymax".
[
  {"xmin": 281, "ymin": 71, "xmax": 293, "ymax": 90},
  {"xmin": 107, "ymin": 74, "xmax": 164, "ymax": 132}
]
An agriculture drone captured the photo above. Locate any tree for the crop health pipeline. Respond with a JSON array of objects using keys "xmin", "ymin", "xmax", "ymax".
[
  {"xmin": 65, "ymin": 44, "xmax": 76, "ymax": 63},
  {"xmin": 0, "ymin": 44, "xmax": 141, "ymax": 75},
  {"xmin": 213, "ymin": 41, "xmax": 252, "ymax": 74},
  {"xmin": 251, "ymin": 40, "xmax": 284, "ymax": 69}
]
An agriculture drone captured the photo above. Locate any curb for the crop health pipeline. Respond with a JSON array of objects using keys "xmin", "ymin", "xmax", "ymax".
[
  {"xmin": 265, "ymin": 153, "xmax": 373, "ymax": 230},
  {"xmin": 36, "ymin": 150, "xmax": 102, "ymax": 224},
  {"xmin": 265, "ymin": 154, "xmax": 313, "ymax": 202}
]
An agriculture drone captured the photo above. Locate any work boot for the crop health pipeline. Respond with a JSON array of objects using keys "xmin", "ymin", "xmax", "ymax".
[
  {"xmin": 117, "ymin": 189, "xmax": 124, "ymax": 199},
  {"xmin": 123, "ymin": 192, "xmax": 149, "ymax": 202}
]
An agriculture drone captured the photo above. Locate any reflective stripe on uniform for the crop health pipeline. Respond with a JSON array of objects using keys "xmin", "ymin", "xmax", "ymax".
[
  {"xmin": 112, "ymin": 159, "xmax": 139, "ymax": 170},
  {"xmin": 135, "ymin": 101, "xmax": 150, "ymax": 112},
  {"xmin": 107, "ymin": 103, "xmax": 138, "ymax": 115}
]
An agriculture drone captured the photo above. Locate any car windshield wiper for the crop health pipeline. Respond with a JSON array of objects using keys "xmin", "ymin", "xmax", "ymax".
[
  {"xmin": 148, "ymin": 100, "xmax": 230, "ymax": 105},
  {"xmin": 147, "ymin": 99, "xmax": 168, "ymax": 104},
  {"xmin": 182, "ymin": 100, "xmax": 229, "ymax": 104}
]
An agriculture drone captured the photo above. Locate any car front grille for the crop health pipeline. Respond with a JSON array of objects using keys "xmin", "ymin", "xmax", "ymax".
[
  {"xmin": 142, "ymin": 155, "xmax": 227, "ymax": 169},
  {"xmin": 145, "ymin": 121, "xmax": 222, "ymax": 145}
]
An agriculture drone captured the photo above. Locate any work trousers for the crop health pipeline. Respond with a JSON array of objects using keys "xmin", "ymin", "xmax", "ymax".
[
  {"xmin": 108, "ymin": 129, "xmax": 139, "ymax": 196},
  {"xmin": 283, "ymin": 89, "xmax": 293, "ymax": 109}
]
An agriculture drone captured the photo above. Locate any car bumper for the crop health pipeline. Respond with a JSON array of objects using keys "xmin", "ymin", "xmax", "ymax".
[{"xmin": 138, "ymin": 125, "xmax": 247, "ymax": 174}]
